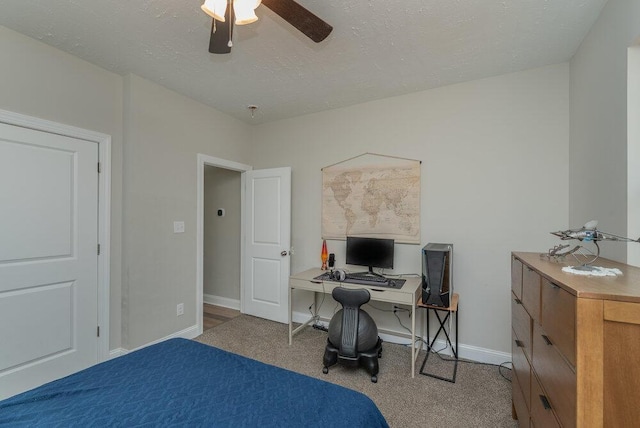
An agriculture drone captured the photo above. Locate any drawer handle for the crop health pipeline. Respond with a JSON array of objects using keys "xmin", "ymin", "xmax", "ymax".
[
  {"xmin": 539, "ymin": 395, "xmax": 552, "ymax": 410},
  {"xmin": 514, "ymin": 298, "xmax": 522, "ymax": 305},
  {"xmin": 542, "ymin": 334, "xmax": 553, "ymax": 346},
  {"xmin": 515, "ymin": 339, "xmax": 524, "ymax": 348}
]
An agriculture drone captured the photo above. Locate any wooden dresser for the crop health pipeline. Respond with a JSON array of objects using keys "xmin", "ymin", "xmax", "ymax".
[{"xmin": 511, "ymin": 252, "xmax": 640, "ymax": 428}]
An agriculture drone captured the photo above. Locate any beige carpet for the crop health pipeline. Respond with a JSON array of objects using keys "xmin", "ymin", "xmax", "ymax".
[{"xmin": 196, "ymin": 315, "xmax": 517, "ymax": 428}]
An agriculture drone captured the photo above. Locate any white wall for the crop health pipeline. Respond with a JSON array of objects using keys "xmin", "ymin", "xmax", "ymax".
[
  {"xmin": 0, "ymin": 25, "xmax": 125, "ymax": 351},
  {"xmin": 122, "ymin": 75, "xmax": 251, "ymax": 349},
  {"xmin": 629, "ymin": 44, "xmax": 640, "ymax": 267},
  {"xmin": 204, "ymin": 166, "xmax": 241, "ymax": 301},
  {"xmin": 0, "ymin": 25, "xmax": 254, "ymax": 351},
  {"xmin": 0, "ymin": 21, "xmax": 579, "ymax": 357},
  {"xmin": 251, "ymin": 63, "xmax": 570, "ymax": 354},
  {"xmin": 570, "ymin": 0, "xmax": 640, "ymax": 263}
]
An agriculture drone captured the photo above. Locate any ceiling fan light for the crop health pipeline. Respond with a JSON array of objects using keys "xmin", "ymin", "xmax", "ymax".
[
  {"xmin": 233, "ymin": 0, "xmax": 259, "ymax": 25},
  {"xmin": 201, "ymin": 0, "xmax": 227, "ymax": 22}
]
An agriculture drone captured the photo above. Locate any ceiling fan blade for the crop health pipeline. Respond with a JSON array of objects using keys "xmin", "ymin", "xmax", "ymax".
[
  {"xmin": 261, "ymin": 0, "xmax": 332, "ymax": 43},
  {"xmin": 209, "ymin": 7, "xmax": 234, "ymax": 54}
]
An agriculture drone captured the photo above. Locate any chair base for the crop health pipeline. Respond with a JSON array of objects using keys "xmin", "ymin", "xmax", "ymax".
[{"xmin": 323, "ymin": 338, "xmax": 383, "ymax": 383}]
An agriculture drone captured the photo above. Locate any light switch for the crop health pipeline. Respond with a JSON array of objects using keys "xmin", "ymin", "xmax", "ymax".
[
  {"xmin": 173, "ymin": 221, "xmax": 185, "ymax": 233},
  {"xmin": 217, "ymin": 208, "xmax": 225, "ymax": 217}
]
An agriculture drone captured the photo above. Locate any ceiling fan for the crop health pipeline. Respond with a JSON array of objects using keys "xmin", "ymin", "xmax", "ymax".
[{"xmin": 202, "ymin": 0, "xmax": 333, "ymax": 54}]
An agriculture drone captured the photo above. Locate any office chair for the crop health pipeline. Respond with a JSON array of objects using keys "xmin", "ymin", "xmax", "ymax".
[{"xmin": 322, "ymin": 287, "xmax": 382, "ymax": 382}]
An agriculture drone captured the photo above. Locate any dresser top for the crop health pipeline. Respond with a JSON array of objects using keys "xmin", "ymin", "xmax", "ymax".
[{"xmin": 513, "ymin": 251, "xmax": 640, "ymax": 303}]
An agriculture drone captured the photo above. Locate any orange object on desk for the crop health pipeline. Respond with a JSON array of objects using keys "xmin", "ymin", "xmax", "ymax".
[{"xmin": 321, "ymin": 239, "xmax": 328, "ymax": 270}]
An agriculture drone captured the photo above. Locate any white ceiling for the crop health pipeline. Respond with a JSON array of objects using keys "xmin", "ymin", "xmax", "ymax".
[{"xmin": 0, "ymin": 0, "xmax": 607, "ymax": 124}]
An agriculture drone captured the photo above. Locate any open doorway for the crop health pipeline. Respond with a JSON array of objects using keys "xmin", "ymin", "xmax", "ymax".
[
  {"xmin": 196, "ymin": 155, "xmax": 292, "ymax": 334},
  {"xmin": 196, "ymin": 155, "xmax": 251, "ymax": 335},
  {"xmin": 203, "ymin": 166, "xmax": 241, "ymax": 328}
]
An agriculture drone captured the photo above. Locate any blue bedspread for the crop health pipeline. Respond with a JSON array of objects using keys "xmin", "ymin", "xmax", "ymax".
[{"xmin": 0, "ymin": 338, "xmax": 387, "ymax": 427}]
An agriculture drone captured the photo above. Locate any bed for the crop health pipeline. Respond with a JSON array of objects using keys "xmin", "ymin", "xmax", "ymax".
[{"xmin": 0, "ymin": 338, "xmax": 388, "ymax": 427}]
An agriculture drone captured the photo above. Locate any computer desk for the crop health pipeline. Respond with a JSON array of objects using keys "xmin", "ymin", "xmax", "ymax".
[{"xmin": 289, "ymin": 268, "xmax": 422, "ymax": 378}]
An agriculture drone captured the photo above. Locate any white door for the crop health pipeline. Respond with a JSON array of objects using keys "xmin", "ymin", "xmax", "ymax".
[
  {"xmin": 243, "ymin": 167, "xmax": 291, "ymax": 323},
  {"xmin": 0, "ymin": 123, "xmax": 99, "ymax": 399}
]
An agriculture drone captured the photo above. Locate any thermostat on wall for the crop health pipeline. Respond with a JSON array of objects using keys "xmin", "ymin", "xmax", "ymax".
[{"xmin": 217, "ymin": 209, "xmax": 225, "ymax": 217}]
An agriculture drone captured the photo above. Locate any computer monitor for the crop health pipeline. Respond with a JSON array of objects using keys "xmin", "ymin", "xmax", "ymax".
[{"xmin": 345, "ymin": 236, "xmax": 394, "ymax": 276}]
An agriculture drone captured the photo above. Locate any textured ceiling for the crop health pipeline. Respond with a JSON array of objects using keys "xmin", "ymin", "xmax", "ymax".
[{"xmin": 0, "ymin": 0, "xmax": 607, "ymax": 124}]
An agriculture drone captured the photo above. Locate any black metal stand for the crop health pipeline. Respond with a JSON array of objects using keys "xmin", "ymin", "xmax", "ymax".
[{"xmin": 418, "ymin": 293, "xmax": 459, "ymax": 383}]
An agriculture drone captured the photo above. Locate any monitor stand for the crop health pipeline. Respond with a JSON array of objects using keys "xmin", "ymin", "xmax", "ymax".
[{"xmin": 353, "ymin": 267, "xmax": 386, "ymax": 279}]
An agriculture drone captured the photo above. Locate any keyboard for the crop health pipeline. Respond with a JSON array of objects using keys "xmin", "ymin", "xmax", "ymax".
[
  {"xmin": 343, "ymin": 273, "xmax": 406, "ymax": 289},
  {"xmin": 344, "ymin": 272, "xmax": 387, "ymax": 283},
  {"xmin": 313, "ymin": 272, "xmax": 406, "ymax": 289}
]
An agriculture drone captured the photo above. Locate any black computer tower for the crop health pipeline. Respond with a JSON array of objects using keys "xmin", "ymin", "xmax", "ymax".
[{"xmin": 421, "ymin": 243, "xmax": 453, "ymax": 307}]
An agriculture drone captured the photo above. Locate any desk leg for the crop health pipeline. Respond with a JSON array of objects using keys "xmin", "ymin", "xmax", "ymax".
[
  {"xmin": 289, "ymin": 289, "xmax": 320, "ymax": 344},
  {"xmin": 455, "ymin": 302, "xmax": 459, "ymax": 358},
  {"xmin": 313, "ymin": 290, "xmax": 318, "ymax": 320},
  {"xmin": 411, "ymin": 304, "xmax": 416, "ymax": 378}
]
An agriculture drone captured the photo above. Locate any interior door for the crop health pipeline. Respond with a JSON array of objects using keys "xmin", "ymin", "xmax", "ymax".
[
  {"xmin": 0, "ymin": 123, "xmax": 99, "ymax": 399},
  {"xmin": 243, "ymin": 167, "xmax": 291, "ymax": 323}
]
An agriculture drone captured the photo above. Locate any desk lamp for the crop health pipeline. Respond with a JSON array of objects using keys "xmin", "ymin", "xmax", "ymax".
[{"xmin": 321, "ymin": 239, "xmax": 328, "ymax": 270}]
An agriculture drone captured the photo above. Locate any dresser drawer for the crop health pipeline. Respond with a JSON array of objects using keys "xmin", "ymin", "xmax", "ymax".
[
  {"xmin": 512, "ymin": 256, "xmax": 523, "ymax": 300},
  {"xmin": 541, "ymin": 279, "xmax": 576, "ymax": 366},
  {"xmin": 530, "ymin": 372, "xmax": 561, "ymax": 428},
  {"xmin": 522, "ymin": 265, "xmax": 541, "ymax": 323},
  {"xmin": 512, "ymin": 293, "xmax": 532, "ymax": 362},
  {"xmin": 512, "ymin": 363, "xmax": 530, "ymax": 428},
  {"xmin": 512, "ymin": 329, "xmax": 531, "ymax": 412},
  {"xmin": 532, "ymin": 323, "xmax": 576, "ymax": 428}
]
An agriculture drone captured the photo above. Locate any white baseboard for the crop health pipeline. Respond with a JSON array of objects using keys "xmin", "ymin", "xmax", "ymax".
[
  {"xmin": 203, "ymin": 293, "xmax": 241, "ymax": 310},
  {"xmin": 291, "ymin": 310, "xmax": 511, "ymax": 366},
  {"xmin": 108, "ymin": 295, "xmax": 241, "ymax": 360},
  {"xmin": 108, "ymin": 324, "xmax": 200, "ymax": 359},
  {"xmin": 108, "ymin": 348, "xmax": 127, "ymax": 359},
  {"xmin": 454, "ymin": 342, "xmax": 511, "ymax": 366},
  {"xmin": 112, "ymin": 311, "xmax": 511, "ymax": 367}
]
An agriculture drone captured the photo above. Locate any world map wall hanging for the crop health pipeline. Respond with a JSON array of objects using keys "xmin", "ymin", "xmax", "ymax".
[{"xmin": 321, "ymin": 153, "xmax": 421, "ymax": 244}]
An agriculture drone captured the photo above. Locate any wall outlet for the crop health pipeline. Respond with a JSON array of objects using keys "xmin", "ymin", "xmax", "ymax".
[
  {"xmin": 177, "ymin": 303, "xmax": 184, "ymax": 316},
  {"xmin": 173, "ymin": 221, "xmax": 185, "ymax": 233}
]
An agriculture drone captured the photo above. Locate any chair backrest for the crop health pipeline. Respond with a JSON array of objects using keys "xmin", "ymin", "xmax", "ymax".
[{"xmin": 332, "ymin": 287, "xmax": 371, "ymax": 357}]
